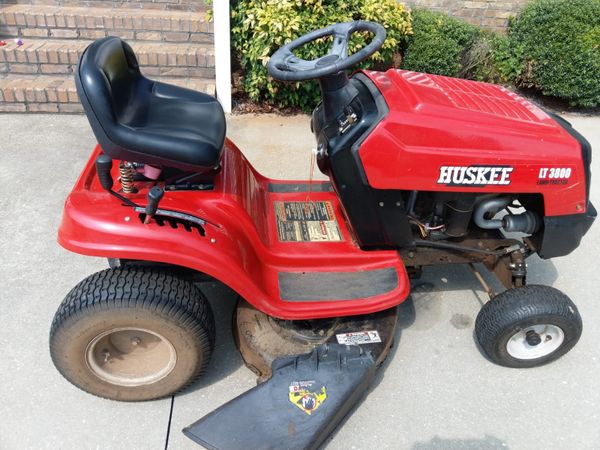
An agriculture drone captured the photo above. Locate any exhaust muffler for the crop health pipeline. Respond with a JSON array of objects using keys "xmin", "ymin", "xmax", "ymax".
[{"xmin": 474, "ymin": 196, "xmax": 541, "ymax": 234}]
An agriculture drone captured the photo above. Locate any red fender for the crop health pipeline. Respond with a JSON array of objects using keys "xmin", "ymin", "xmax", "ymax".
[{"xmin": 58, "ymin": 140, "xmax": 410, "ymax": 319}]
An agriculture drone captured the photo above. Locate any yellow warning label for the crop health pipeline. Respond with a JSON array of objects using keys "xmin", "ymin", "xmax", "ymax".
[{"xmin": 288, "ymin": 380, "xmax": 327, "ymax": 415}]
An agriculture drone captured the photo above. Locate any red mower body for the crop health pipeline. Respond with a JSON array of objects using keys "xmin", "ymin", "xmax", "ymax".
[
  {"xmin": 361, "ymin": 70, "xmax": 589, "ymax": 216},
  {"xmin": 50, "ymin": 29, "xmax": 595, "ymax": 426},
  {"xmin": 59, "ymin": 69, "xmax": 594, "ymax": 320}
]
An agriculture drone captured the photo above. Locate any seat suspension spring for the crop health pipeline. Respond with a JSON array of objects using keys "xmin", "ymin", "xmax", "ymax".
[{"xmin": 119, "ymin": 161, "xmax": 137, "ymax": 193}]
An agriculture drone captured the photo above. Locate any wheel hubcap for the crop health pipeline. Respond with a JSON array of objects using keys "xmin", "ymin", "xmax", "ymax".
[
  {"xmin": 506, "ymin": 324, "xmax": 565, "ymax": 360},
  {"xmin": 86, "ymin": 327, "xmax": 177, "ymax": 387},
  {"xmin": 525, "ymin": 329, "xmax": 542, "ymax": 346}
]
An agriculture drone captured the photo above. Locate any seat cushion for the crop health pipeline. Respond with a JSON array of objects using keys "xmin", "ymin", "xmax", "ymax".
[{"xmin": 76, "ymin": 37, "xmax": 226, "ymax": 172}]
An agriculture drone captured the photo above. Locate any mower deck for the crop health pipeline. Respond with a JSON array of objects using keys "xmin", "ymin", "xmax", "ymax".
[
  {"xmin": 58, "ymin": 141, "xmax": 410, "ymax": 319},
  {"xmin": 235, "ymin": 299, "xmax": 399, "ymax": 381}
]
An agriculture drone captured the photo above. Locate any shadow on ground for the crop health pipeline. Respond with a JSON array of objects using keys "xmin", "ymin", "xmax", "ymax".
[{"xmin": 185, "ymin": 281, "xmax": 245, "ymax": 393}]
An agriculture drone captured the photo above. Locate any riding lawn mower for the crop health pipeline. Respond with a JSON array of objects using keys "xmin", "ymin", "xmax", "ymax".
[{"xmin": 50, "ymin": 21, "xmax": 595, "ymax": 449}]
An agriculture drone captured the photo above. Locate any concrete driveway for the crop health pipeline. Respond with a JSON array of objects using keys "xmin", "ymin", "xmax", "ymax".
[{"xmin": 0, "ymin": 112, "xmax": 599, "ymax": 450}]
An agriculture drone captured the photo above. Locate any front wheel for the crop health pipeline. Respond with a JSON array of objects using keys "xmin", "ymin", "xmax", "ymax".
[
  {"xmin": 475, "ymin": 285, "xmax": 582, "ymax": 368},
  {"xmin": 50, "ymin": 268, "xmax": 215, "ymax": 401}
]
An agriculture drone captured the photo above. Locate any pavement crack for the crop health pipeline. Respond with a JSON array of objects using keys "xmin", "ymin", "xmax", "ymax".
[{"xmin": 164, "ymin": 395, "xmax": 175, "ymax": 450}]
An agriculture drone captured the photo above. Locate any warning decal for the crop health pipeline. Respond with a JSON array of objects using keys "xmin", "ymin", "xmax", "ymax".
[
  {"xmin": 336, "ymin": 331, "xmax": 382, "ymax": 345},
  {"xmin": 274, "ymin": 201, "xmax": 343, "ymax": 242}
]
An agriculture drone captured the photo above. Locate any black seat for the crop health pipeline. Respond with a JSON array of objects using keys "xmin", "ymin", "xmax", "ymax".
[{"xmin": 76, "ymin": 37, "xmax": 226, "ymax": 172}]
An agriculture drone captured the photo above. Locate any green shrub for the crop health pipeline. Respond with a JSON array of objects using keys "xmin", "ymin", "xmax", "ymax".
[
  {"xmin": 508, "ymin": 0, "xmax": 600, "ymax": 107},
  {"xmin": 401, "ymin": 9, "xmax": 480, "ymax": 77},
  {"xmin": 230, "ymin": 0, "xmax": 412, "ymax": 111},
  {"xmin": 463, "ymin": 32, "xmax": 523, "ymax": 84}
]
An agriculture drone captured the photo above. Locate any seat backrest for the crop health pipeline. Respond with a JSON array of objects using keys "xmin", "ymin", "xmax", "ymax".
[{"xmin": 76, "ymin": 37, "xmax": 149, "ymax": 157}]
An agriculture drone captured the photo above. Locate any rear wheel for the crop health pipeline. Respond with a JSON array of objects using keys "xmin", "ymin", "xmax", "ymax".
[
  {"xmin": 475, "ymin": 285, "xmax": 582, "ymax": 368},
  {"xmin": 50, "ymin": 268, "xmax": 215, "ymax": 401}
]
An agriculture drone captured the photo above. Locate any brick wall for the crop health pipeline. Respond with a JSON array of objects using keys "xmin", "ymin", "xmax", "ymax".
[
  {"xmin": 403, "ymin": 0, "xmax": 528, "ymax": 30},
  {"xmin": 1, "ymin": 0, "xmax": 206, "ymax": 13},
  {"xmin": 0, "ymin": 2, "xmax": 215, "ymax": 113},
  {"xmin": 0, "ymin": 6, "xmax": 213, "ymax": 42}
]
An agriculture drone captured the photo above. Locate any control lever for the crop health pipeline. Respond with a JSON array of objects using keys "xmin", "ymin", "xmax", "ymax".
[
  {"xmin": 144, "ymin": 186, "xmax": 164, "ymax": 224},
  {"xmin": 95, "ymin": 154, "xmax": 138, "ymax": 208},
  {"xmin": 96, "ymin": 154, "xmax": 114, "ymax": 191}
]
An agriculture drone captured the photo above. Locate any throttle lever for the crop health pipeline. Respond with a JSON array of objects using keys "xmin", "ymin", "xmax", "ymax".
[{"xmin": 144, "ymin": 186, "xmax": 164, "ymax": 224}]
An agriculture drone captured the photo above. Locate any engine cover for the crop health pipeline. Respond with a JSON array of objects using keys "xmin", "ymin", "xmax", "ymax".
[{"xmin": 361, "ymin": 70, "xmax": 589, "ymax": 216}]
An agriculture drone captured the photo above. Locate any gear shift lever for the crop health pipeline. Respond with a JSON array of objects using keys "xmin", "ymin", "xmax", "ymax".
[{"xmin": 144, "ymin": 186, "xmax": 164, "ymax": 224}]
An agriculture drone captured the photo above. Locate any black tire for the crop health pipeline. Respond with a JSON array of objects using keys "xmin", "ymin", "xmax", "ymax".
[
  {"xmin": 475, "ymin": 285, "xmax": 582, "ymax": 368},
  {"xmin": 50, "ymin": 268, "xmax": 215, "ymax": 401}
]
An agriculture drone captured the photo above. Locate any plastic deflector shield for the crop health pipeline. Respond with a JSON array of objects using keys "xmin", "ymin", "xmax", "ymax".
[{"xmin": 183, "ymin": 345, "xmax": 376, "ymax": 450}]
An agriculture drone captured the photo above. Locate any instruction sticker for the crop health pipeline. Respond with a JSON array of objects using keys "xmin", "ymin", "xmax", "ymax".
[
  {"xmin": 274, "ymin": 201, "xmax": 343, "ymax": 242},
  {"xmin": 336, "ymin": 331, "xmax": 382, "ymax": 345}
]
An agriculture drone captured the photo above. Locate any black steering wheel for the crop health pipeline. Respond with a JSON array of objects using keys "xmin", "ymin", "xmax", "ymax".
[{"xmin": 267, "ymin": 21, "xmax": 386, "ymax": 82}]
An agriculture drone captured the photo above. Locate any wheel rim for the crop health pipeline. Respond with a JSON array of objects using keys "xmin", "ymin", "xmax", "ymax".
[
  {"xmin": 506, "ymin": 324, "xmax": 565, "ymax": 360},
  {"xmin": 85, "ymin": 327, "xmax": 177, "ymax": 387}
]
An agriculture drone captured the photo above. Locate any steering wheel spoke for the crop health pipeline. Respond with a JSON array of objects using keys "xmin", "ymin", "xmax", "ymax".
[
  {"xmin": 330, "ymin": 30, "xmax": 350, "ymax": 58},
  {"xmin": 283, "ymin": 53, "xmax": 315, "ymax": 71},
  {"xmin": 273, "ymin": 50, "xmax": 315, "ymax": 72}
]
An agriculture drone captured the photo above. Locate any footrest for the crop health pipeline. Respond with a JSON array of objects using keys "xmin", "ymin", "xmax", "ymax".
[
  {"xmin": 279, "ymin": 267, "xmax": 398, "ymax": 302},
  {"xmin": 183, "ymin": 345, "xmax": 376, "ymax": 450}
]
